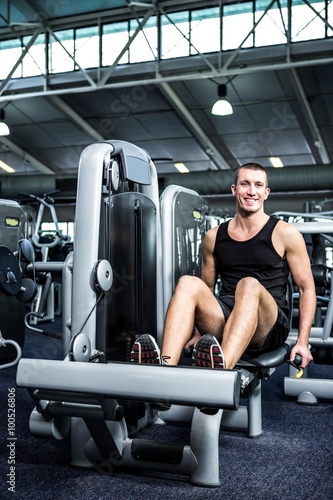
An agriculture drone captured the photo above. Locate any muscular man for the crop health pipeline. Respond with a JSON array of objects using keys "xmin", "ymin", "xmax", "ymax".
[{"xmin": 131, "ymin": 163, "xmax": 316, "ymax": 372}]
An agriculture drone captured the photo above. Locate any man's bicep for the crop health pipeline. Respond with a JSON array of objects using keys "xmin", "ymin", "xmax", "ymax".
[
  {"xmin": 201, "ymin": 255, "xmax": 217, "ymax": 291},
  {"xmin": 286, "ymin": 230, "xmax": 313, "ymax": 289},
  {"xmin": 201, "ymin": 227, "xmax": 218, "ymax": 291}
]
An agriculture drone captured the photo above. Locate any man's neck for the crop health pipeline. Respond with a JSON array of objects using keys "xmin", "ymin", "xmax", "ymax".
[{"xmin": 231, "ymin": 211, "xmax": 269, "ymax": 233}]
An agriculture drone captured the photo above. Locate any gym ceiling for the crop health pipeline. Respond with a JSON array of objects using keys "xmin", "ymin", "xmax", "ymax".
[{"xmin": 0, "ymin": 0, "xmax": 332, "ymax": 214}]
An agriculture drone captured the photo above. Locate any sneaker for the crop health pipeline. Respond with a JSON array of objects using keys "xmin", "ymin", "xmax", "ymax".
[
  {"xmin": 130, "ymin": 334, "xmax": 171, "ymax": 411},
  {"xmin": 192, "ymin": 335, "xmax": 225, "ymax": 415},
  {"xmin": 130, "ymin": 334, "xmax": 161, "ymax": 364},
  {"xmin": 192, "ymin": 335, "xmax": 225, "ymax": 369}
]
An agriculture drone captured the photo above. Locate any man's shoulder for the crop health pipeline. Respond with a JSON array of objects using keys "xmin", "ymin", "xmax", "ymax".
[
  {"xmin": 206, "ymin": 225, "xmax": 220, "ymax": 239},
  {"xmin": 272, "ymin": 218, "xmax": 303, "ymax": 243},
  {"xmin": 273, "ymin": 217, "xmax": 297, "ymax": 232},
  {"xmin": 204, "ymin": 225, "xmax": 221, "ymax": 247}
]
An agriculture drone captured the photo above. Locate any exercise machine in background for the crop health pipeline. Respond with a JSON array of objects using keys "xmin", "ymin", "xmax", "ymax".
[
  {"xmin": 0, "ymin": 199, "xmax": 37, "ymax": 368},
  {"xmin": 274, "ymin": 212, "xmax": 333, "ymax": 404},
  {"xmin": 16, "ymin": 141, "xmax": 311, "ymax": 487},
  {"xmin": 19, "ymin": 190, "xmax": 72, "ymax": 326}
]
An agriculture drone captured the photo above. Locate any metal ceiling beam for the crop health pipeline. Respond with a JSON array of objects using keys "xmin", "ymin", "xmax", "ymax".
[
  {"xmin": 99, "ymin": 8, "xmax": 155, "ymax": 86},
  {"xmin": 0, "ymin": 25, "xmax": 43, "ymax": 96},
  {"xmin": 302, "ymin": 0, "xmax": 333, "ymax": 32},
  {"xmin": 0, "ymin": 1, "xmax": 213, "ymax": 36},
  {"xmin": 48, "ymin": 95, "xmax": 104, "ymax": 142},
  {"xmin": 159, "ymin": 82, "xmax": 230, "ymax": 170},
  {"xmin": 288, "ymin": 68, "xmax": 330, "ymax": 164},
  {"xmin": 0, "ymin": 137, "xmax": 54, "ymax": 175},
  {"xmin": 8, "ymin": 0, "xmax": 41, "ymax": 25},
  {"xmin": 0, "ymin": 49, "xmax": 331, "ymax": 103},
  {"xmin": 221, "ymin": 0, "xmax": 277, "ymax": 72},
  {"xmin": 160, "ymin": 7, "xmax": 219, "ymax": 76},
  {"xmin": 46, "ymin": 26, "xmax": 98, "ymax": 89}
]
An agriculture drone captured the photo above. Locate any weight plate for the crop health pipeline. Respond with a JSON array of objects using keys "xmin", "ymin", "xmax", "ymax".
[
  {"xmin": 16, "ymin": 278, "xmax": 37, "ymax": 303},
  {"xmin": 18, "ymin": 239, "xmax": 35, "ymax": 263}
]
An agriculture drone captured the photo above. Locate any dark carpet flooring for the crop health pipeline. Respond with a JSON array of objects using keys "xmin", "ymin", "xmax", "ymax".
[{"xmin": 1, "ymin": 323, "xmax": 333, "ymax": 500}]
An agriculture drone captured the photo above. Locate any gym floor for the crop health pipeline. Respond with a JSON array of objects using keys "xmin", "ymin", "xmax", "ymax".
[{"xmin": 1, "ymin": 322, "xmax": 332, "ymax": 499}]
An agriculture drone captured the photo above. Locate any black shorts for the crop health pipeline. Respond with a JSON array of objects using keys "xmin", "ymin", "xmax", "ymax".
[{"xmin": 216, "ymin": 295, "xmax": 290, "ymax": 353}]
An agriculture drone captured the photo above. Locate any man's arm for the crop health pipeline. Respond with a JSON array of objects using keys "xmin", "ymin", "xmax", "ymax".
[
  {"xmin": 200, "ymin": 226, "xmax": 219, "ymax": 292},
  {"xmin": 279, "ymin": 222, "xmax": 317, "ymax": 367}
]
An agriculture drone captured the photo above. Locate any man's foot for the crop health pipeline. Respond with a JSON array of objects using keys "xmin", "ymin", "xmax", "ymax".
[
  {"xmin": 192, "ymin": 335, "xmax": 225, "ymax": 415},
  {"xmin": 130, "ymin": 334, "xmax": 171, "ymax": 412},
  {"xmin": 192, "ymin": 335, "xmax": 225, "ymax": 369},
  {"xmin": 130, "ymin": 334, "xmax": 161, "ymax": 364}
]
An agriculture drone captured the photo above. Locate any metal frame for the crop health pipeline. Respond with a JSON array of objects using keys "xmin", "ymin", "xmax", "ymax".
[
  {"xmin": 284, "ymin": 219, "xmax": 333, "ymax": 404},
  {"xmin": 16, "ymin": 141, "xmax": 299, "ymax": 487},
  {"xmin": 0, "ymin": 2, "xmax": 332, "ymax": 173}
]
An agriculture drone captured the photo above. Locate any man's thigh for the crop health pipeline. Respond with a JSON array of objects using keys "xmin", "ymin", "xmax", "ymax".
[{"xmin": 195, "ymin": 294, "xmax": 227, "ymax": 339}]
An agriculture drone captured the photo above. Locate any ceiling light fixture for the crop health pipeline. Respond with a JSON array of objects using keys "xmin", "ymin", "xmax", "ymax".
[
  {"xmin": 174, "ymin": 162, "xmax": 189, "ymax": 173},
  {"xmin": 0, "ymin": 160, "xmax": 15, "ymax": 173},
  {"xmin": 211, "ymin": 84, "xmax": 233, "ymax": 116},
  {"xmin": 269, "ymin": 157, "xmax": 284, "ymax": 168},
  {"xmin": 0, "ymin": 109, "xmax": 10, "ymax": 136}
]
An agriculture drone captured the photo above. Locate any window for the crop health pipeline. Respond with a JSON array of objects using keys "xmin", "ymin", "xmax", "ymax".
[
  {"xmin": 102, "ymin": 22, "xmax": 129, "ymax": 66},
  {"xmin": 329, "ymin": 0, "xmax": 333, "ymax": 36},
  {"xmin": 41, "ymin": 221, "xmax": 74, "ymax": 241},
  {"xmin": 190, "ymin": 8, "xmax": 220, "ymax": 55},
  {"xmin": 22, "ymin": 34, "xmax": 46, "ymax": 77},
  {"xmin": 0, "ymin": 39, "xmax": 22, "ymax": 79},
  {"xmin": 255, "ymin": 0, "xmax": 289, "ymax": 46},
  {"xmin": 129, "ymin": 17, "xmax": 157, "ymax": 62},
  {"xmin": 75, "ymin": 26, "xmax": 100, "ymax": 69},
  {"xmin": 161, "ymin": 11, "xmax": 190, "ymax": 59},
  {"xmin": 49, "ymin": 29, "xmax": 75, "ymax": 73},
  {"xmin": 0, "ymin": 1, "xmax": 331, "ymax": 80},
  {"xmin": 292, "ymin": 0, "xmax": 326, "ymax": 41},
  {"xmin": 223, "ymin": 2, "xmax": 254, "ymax": 50}
]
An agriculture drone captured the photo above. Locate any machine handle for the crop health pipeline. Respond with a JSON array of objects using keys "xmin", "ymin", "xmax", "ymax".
[{"xmin": 288, "ymin": 354, "xmax": 303, "ymax": 379}]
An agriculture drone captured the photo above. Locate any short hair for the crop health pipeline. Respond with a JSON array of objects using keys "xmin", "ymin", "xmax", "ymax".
[{"xmin": 233, "ymin": 163, "xmax": 269, "ymax": 187}]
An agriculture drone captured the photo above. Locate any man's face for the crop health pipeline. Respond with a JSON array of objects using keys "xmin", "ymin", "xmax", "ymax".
[{"xmin": 231, "ymin": 168, "xmax": 270, "ymax": 214}]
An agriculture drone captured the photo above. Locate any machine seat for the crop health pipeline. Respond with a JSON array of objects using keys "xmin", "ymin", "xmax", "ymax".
[{"xmin": 239, "ymin": 342, "xmax": 291, "ymax": 368}]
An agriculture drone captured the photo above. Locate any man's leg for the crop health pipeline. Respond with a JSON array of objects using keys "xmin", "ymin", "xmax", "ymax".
[
  {"xmin": 192, "ymin": 277, "xmax": 278, "ymax": 370},
  {"xmin": 220, "ymin": 277, "xmax": 278, "ymax": 369},
  {"xmin": 160, "ymin": 275, "xmax": 225, "ymax": 365},
  {"xmin": 131, "ymin": 275, "xmax": 225, "ymax": 366}
]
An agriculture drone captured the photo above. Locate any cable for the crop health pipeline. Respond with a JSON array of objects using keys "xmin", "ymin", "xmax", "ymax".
[{"xmin": 0, "ymin": 331, "xmax": 22, "ymax": 369}]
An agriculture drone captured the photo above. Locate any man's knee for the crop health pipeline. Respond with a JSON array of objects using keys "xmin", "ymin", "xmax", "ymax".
[
  {"xmin": 175, "ymin": 275, "xmax": 203, "ymax": 296},
  {"xmin": 235, "ymin": 276, "xmax": 262, "ymax": 295}
]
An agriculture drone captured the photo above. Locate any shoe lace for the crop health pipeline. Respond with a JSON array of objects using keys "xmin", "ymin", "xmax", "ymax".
[{"xmin": 161, "ymin": 355, "xmax": 171, "ymax": 365}]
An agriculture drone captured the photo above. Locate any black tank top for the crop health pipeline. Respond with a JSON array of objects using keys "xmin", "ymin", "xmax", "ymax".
[{"xmin": 214, "ymin": 216, "xmax": 290, "ymax": 315}]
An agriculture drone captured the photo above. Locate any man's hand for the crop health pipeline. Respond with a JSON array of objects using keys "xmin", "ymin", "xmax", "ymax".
[{"xmin": 290, "ymin": 343, "xmax": 313, "ymax": 368}]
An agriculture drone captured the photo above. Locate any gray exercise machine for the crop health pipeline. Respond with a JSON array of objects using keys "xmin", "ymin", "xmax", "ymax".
[
  {"xmin": 20, "ymin": 190, "xmax": 70, "ymax": 326},
  {"xmin": 0, "ymin": 200, "xmax": 38, "ymax": 368},
  {"xmin": 282, "ymin": 216, "xmax": 333, "ymax": 404},
  {"xmin": 16, "ymin": 140, "xmax": 296, "ymax": 487}
]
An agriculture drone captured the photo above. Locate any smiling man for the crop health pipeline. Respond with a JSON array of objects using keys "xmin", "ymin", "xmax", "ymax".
[{"xmin": 131, "ymin": 162, "xmax": 316, "ymax": 376}]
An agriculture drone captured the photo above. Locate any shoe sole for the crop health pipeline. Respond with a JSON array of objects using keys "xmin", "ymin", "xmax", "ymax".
[
  {"xmin": 192, "ymin": 335, "xmax": 225, "ymax": 369},
  {"xmin": 151, "ymin": 402, "xmax": 171, "ymax": 412},
  {"xmin": 130, "ymin": 334, "xmax": 161, "ymax": 364}
]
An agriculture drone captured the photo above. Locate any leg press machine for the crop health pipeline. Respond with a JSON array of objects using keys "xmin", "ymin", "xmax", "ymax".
[{"xmin": 17, "ymin": 141, "xmax": 299, "ymax": 487}]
